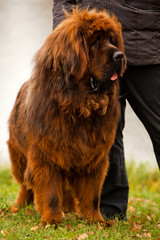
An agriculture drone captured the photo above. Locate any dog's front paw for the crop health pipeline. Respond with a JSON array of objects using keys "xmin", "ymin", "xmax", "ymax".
[{"xmin": 40, "ymin": 213, "xmax": 63, "ymax": 227}]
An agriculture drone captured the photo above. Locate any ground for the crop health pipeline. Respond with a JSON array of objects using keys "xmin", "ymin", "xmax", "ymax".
[{"xmin": 0, "ymin": 161, "xmax": 160, "ymax": 240}]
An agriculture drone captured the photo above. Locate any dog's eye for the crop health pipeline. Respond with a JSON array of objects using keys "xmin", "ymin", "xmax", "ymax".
[
  {"xmin": 91, "ymin": 35, "xmax": 101, "ymax": 48},
  {"xmin": 91, "ymin": 39, "xmax": 99, "ymax": 48},
  {"xmin": 109, "ymin": 35, "xmax": 114, "ymax": 45},
  {"xmin": 108, "ymin": 34, "xmax": 118, "ymax": 47}
]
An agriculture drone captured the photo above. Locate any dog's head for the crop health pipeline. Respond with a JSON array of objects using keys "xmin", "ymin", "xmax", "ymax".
[
  {"xmin": 87, "ymin": 27, "xmax": 126, "ymax": 93},
  {"xmin": 35, "ymin": 8, "xmax": 126, "ymax": 94}
]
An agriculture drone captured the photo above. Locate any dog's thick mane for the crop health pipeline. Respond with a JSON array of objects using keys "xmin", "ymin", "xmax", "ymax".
[{"xmin": 24, "ymin": 8, "xmax": 122, "ymax": 136}]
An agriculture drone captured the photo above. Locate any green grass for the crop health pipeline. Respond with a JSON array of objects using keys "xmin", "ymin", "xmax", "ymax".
[{"xmin": 0, "ymin": 162, "xmax": 160, "ymax": 240}]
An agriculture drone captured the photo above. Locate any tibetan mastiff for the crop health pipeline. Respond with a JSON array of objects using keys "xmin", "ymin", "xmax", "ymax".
[{"xmin": 8, "ymin": 8, "xmax": 126, "ymax": 226}]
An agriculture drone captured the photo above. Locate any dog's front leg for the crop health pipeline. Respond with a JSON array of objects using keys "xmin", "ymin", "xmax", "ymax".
[
  {"xmin": 28, "ymin": 146, "xmax": 63, "ymax": 225},
  {"xmin": 72, "ymin": 158, "xmax": 109, "ymax": 225}
]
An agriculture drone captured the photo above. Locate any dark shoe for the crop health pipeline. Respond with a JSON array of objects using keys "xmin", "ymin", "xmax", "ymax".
[{"xmin": 101, "ymin": 208, "xmax": 127, "ymax": 221}]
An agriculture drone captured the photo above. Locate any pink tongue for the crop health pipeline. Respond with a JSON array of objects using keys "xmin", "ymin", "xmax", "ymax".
[{"xmin": 110, "ymin": 73, "xmax": 118, "ymax": 81}]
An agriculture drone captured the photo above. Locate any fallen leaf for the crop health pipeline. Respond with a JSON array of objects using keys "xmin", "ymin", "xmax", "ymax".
[
  {"xmin": 128, "ymin": 218, "xmax": 132, "ymax": 224},
  {"xmin": 1, "ymin": 230, "xmax": 9, "ymax": 236},
  {"xmin": 142, "ymin": 232, "xmax": 151, "ymax": 238},
  {"xmin": 128, "ymin": 206, "xmax": 135, "ymax": 213},
  {"xmin": 146, "ymin": 215, "xmax": 152, "ymax": 221},
  {"xmin": 77, "ymin": 223, "xmax": 84, "ymax": 228},
  {"xmin": 30, "ymin": 226, "xmax": 39, "ymax": 231},
  {"xmin": 135, "ymin": 224, "xmax": 142, "ymax": 230},
  {"xmin": 106, "ymin": 232, "xmax": 109, "ymax": 237},
  {"xmin": 128, "ymin": 200, "xmax": 134, "ymax": 204},
  {"xmin": 131, "ymin": 222, "xmax": 143, "ymax": 232},
  {"xmin": 45, "ymin": 224, "xmax": 51, "ymax": 229},
  {"xmin": 136, "ymin": 198, "xmax": 143, "ymax": 202},
  {"xmin": 106, "ymin": 219, "xmax": 117, "ymax": 227},
  {"xmin": 131, "ymin": 227, "xmax": 138, "ymax": 232},
  {"xmin": 136, "ymin": 233, "xmax": 142, "ymax": 238},
  {"xmin": 97, "ymin": 224, "xmax": 103, "ymax": 231},
  {"xmin": 123, "ymin": 221, "xmax": 129, "ymax": 225},
  {"xmin": 88, "ymin": 232, "xmax": 94, "ymax": 235},
  {"xmin": 0, "ymin": 210, "xmax": 5, "ymax": 216},
  {"xmin": 65, "ymin": 224, "xmax": 71, "ymax": 230},
  {"xmin": 128, "ymin": 197, "xmax": 135, "ymax": 204},
  {"xmin": 147, "ymin": 233, "xmax": 151, "ymax": 237},
  {"xmin": 137, "ymin": 221, "xmax": 141, "ymax": 224},
  {"xmin": 9, "ymin": 228, "xmax": 13, "ymax": 233},
  {"xmin": 26, "ymin": 208, "xmax": 34, "ymax": 216},
  {"xmin": 78, "ymin": 233, "xmax": 88, "ymax": 240}
]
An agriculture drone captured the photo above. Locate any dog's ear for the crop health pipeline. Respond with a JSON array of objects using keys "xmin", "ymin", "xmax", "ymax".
[
  {"xmin": 54, "ymin": 27, "xmax": 89, "ymax": 82},
  {"xmin": 34, "ymin": 24, "xmax": 89, "ymax": 84},
  {"xmin": 65, "ymin": 30, "xmax": 89, "ymax": 81}
]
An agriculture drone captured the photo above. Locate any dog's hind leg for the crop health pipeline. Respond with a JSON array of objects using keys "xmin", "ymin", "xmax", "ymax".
[
  {"xmin": 7, "ymin": 140, "xmax": 33, "ymax": 208},
  {"xmin": 13, "ymin": 185, "xmax": 33, "ymax": 209}
]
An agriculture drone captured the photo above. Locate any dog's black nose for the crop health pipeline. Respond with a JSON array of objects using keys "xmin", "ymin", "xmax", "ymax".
[{"xmin": 113, "ymin": 51, "xmax": 123, "ymax": 61}]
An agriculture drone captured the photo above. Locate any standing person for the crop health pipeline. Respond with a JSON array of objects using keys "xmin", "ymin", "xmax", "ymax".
[{"xmin": 52, "ymin": 0, "xmax": 160, "ymax": 220}]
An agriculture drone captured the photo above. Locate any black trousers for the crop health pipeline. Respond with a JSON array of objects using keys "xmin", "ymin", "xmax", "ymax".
[{"xmin": 100, "ymin": 65, "xmax": 160, "ymax": 218}]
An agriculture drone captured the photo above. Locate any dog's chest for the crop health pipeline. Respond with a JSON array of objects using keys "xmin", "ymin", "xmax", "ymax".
[{"xmin": 47, "ymin": 115, "xmax": 112, "ymax": 169}]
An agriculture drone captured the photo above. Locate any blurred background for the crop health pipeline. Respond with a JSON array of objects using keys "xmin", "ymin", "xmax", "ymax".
[{"xmin": 0, "ymin": 0, "xmax": 157, "ymax": 168}]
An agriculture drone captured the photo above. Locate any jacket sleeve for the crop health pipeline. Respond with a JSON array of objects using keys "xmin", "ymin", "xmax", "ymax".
[{"xmin": 52, "ymin": 0, "xmax": 76, "ymax": 29}]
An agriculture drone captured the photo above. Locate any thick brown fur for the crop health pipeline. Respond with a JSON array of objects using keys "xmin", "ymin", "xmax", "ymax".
[{"xmin": 7, "ymin": 8, "xmax": 126, "ymax": 226}]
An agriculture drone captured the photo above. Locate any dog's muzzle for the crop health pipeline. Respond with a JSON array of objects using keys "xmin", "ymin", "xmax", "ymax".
[{"xmin": 90, "ymin": 50, "xmax": 124, "ymax": 93}]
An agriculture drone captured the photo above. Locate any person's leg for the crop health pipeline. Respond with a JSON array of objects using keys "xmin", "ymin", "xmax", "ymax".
[
  {"xmin": 100, "ymin": 82, "xmax": 129, "ymax": 220},
  {"xmin": 100, "ymin": 64, "xmax": 160, "ymax": 219},
  {"xmin": 124, "ymin": 65, "xmax": 160, "ymax": 168}
]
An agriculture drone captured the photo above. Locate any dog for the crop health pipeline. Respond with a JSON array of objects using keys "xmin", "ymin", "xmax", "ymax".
[{"xmin": 7, "ymin": 8, "xmax": 126, "ymax": 226}]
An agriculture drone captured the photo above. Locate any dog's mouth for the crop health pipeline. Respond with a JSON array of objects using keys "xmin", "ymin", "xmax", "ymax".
[
  {"xmin": 110, "ymin": 72, "xmax": 118, "ymax": 81},
  {"xmin": 90, "ymin": 76, "xmax": 99, "ymax": 92},
  {"xmin": 90, "ymin": 71, "xmax": 118, "ymax": 93}
]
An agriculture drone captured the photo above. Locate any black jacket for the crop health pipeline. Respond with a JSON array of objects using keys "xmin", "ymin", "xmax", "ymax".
[{"xmin": 53, "ymin": 0, "xmax": 160, "ymax": 66}]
